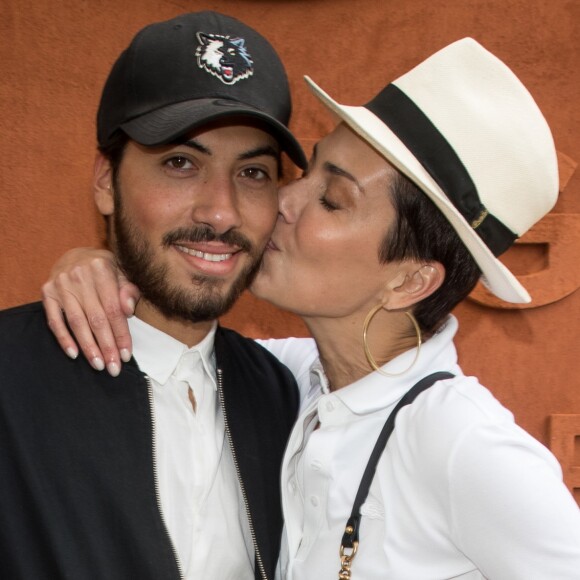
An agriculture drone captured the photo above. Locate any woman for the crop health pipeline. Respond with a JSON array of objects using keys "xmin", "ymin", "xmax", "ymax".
[{"xmin": 42, "ymin": 39, "xmax": 580, "ymax": 578}]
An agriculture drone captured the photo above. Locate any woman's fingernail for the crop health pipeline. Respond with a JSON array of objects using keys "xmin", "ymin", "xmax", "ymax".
[
  {"xmin": 127, "ymin": 298, "xmax": 135, "ymax": 316},
  {"xmin": 92, "ymin": 357, "xmax": 105, "ymax": 371},
  {"xmin": 107, "ymin": 362, "xmax": 120, "ymax": 377},
  {"xmin": 66, "ymin": 347, "xmax": 78, "ymax": 360},
  {"xmin": 120, "ymin": 349, "xmax": 132, "ymax": 363}
]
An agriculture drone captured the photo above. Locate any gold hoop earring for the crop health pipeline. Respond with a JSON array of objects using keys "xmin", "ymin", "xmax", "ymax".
[{"xmin": 362, "ymin": 305, "xmax": 422, "ymax": 377}]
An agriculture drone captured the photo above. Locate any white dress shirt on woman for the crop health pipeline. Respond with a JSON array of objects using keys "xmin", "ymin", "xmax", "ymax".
[
  {"xmin": 129, "ymin": 316, "xmax": 254, "ymax": 580},
  {"xmin": 261, "ymin": 316, "xmax": 580, "ymax": 580}
]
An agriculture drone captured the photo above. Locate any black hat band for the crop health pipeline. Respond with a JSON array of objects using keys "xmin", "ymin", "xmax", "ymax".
[{"xmin": 366, "ymin": 84, "xmax": 516, "ymax": 257}]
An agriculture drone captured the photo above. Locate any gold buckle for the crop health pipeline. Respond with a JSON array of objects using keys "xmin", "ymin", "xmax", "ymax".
[{"xmin": 338, "ymin": 542, "xmax": 359, "ymax": 579}]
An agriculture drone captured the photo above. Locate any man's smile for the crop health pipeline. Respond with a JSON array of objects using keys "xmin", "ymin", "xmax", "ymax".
[{"xmin": 175, "ymin": 244, "xmax": 234, "ymax": 262}]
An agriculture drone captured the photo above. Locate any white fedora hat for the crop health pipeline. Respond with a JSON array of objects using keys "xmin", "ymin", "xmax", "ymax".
[{"xmin": 305, "ymin": 38, "xmax": 558, "ymax": 303}]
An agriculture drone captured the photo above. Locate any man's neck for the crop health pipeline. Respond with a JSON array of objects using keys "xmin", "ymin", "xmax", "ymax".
[{"xmin": 134, "ymin": 299, "xmax": 215, "ymax": 348}]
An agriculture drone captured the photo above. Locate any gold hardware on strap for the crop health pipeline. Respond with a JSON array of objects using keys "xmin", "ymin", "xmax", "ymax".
[
  {"xmin": 471, "ymin": 208, "xmax": 488, "ymax": 229},
  {"xmin": 338, "ymin": 542, "xmax": 358, "ymax": 579}
]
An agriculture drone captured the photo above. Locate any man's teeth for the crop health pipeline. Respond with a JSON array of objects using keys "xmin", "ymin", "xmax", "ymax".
[{"xmin": 176, "ymin": 245, "xmax": 232, "ymax": 262}]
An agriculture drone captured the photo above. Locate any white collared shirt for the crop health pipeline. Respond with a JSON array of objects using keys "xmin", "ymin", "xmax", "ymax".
[
  {"xmin": 261, "ymin": 317, "xmax": 580, "ymax": 579},
  {"xmin": 129, "ymin": 317, "xmax": 254, "ymax": 580}
]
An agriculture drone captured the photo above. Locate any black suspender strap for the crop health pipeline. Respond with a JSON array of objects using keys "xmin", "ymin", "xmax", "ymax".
[{"xmin": 338, "ymin": 372, "xmax": 455, "ymax": 580}]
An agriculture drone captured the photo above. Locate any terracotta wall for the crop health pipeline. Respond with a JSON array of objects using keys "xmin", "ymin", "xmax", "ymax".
[{"xmin": 1, "ymin": 0, "xmax": 579, "ymax": 497}]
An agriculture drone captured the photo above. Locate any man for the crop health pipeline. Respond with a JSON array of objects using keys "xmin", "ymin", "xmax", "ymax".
[{"xmin": 0, "ymin": 11, "xmax": 306, "ymax": 580}]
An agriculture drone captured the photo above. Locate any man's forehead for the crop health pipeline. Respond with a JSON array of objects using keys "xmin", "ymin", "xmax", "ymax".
[
  {"xmin": 183, "ymin": 121, "xmax": 279, "ymax": 141},
  {"xmin": 126, "ymin": 123, "xmax": 280, "ymax": 161},
  {"xmin": 176, "ymin": 122, "xmax": 281, "ymax": 160}
]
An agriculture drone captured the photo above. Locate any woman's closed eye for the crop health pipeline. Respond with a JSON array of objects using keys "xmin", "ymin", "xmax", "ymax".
[{"xmin": 319, "ymin": 194, "xmax": 341, "ymax": 211}]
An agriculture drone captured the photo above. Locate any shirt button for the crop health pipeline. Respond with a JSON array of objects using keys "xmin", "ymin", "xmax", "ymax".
[
  {"xmin": 288, "ymin": 480, "xmax": 297, "ymax": 495},
  {"xmin": 310, "ymin": 459, "xmax": 323, "ymax": 471},
  {"xmin": 310, "ymin": 496, "xmax": 319, "ymax": 507},
  {"xmin": 325, "ymin": 400, "xmax": 335, "ymax": 412}
]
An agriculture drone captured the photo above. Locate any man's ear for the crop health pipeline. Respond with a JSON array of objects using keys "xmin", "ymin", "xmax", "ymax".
[
  {"xmin": 93, "ymin": 153, "xmax": 114, "ymax": 216},
  {"xmin": 383, "ymin": 262, "xmax": 445, "ymax": 310}
]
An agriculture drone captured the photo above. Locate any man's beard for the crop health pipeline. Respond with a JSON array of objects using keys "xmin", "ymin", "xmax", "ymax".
[{"xmin": 112, "ymin": 192, "xmax": 263, "ymax": 323}]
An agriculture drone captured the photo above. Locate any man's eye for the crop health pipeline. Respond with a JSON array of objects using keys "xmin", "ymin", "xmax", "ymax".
[
  {"xmin": 241, "ymin": 167, "xmax": 269, "ymax": 181},
  {"xmin": 166, "ymin": 156, "xmax": 193, "ymax": 170}
]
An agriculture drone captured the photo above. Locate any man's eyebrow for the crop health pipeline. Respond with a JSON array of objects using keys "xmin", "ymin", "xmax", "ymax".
[
  {"xmin": 181, "ymin": 139, "xmax": 212, "ymax": 155},
  {"xmin": 238, "ymin": 145, "xmax": 280, "ymax": 161},
  {"xmin": 323, "ymin": 160, "xmax": 364, "ymax": 193},
  {"xmin": 178, "ymin": 140, "xmax": 278, "ymax": 162}
]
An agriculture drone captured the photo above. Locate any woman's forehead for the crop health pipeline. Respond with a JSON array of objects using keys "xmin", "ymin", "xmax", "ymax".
[{"xmin": 315, "ymin": 124, "xmax": 395, "ymax": 183}]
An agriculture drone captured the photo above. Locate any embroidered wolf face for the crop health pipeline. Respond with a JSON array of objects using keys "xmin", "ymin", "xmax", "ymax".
[{"xmin": 195, "ymin": 32, "xmax": 254, "ymax": 85}]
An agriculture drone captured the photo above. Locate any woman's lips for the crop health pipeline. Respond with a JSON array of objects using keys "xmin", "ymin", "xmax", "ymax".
[{"xmin": 266, "ymin": 238, "xmax": 280, "ymax": 251}]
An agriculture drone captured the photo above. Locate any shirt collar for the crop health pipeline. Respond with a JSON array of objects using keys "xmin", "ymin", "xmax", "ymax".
[
  {"xmin": 310, "ymin": 360, "xmax": 331, "ymax": 395},
  {"xmin": 128, "ymin": 316, "xmax": 218, "ymax": 389},
  {"xmin": 316, "ymin": 315, "xmax": 460, "ymax": 416}
]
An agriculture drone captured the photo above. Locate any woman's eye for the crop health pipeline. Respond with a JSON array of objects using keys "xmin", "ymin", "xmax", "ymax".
[
  {"xmin": 165, "ymin": 156, "xmax": 193, "ymax": 170},
  {"xmin": 319, "ymin": 195, "xmax": 340, "ymax": 212}
]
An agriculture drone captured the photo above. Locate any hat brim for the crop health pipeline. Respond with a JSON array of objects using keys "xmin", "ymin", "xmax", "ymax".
[
  {"xmin": 120, "ymin": 98, "xmax": 307, "ymax": 170},
  {"xmin": 305, "ymin": 75, "xmax": 530, "ymax": 304}
]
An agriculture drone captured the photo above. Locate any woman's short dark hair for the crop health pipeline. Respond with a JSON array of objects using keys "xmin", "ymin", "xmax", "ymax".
[{"xmin": 380, "ymin": 171, "xmax": 482, "ymax": 335}]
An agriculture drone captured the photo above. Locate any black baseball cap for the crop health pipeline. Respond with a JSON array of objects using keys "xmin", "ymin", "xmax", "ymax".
[{"xmin": 97, "ymin": 11, "xmax": 307, "ymax": 169}]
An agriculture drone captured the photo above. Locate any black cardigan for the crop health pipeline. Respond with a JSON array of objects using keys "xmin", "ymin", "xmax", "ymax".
[{"xmin": 0, "ymin": 302, "xmax": 299, "ymax": 580}]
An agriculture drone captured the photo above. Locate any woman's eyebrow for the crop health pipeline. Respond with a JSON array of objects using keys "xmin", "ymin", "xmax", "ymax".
[{"xmin": 323, "ymin": 160, "xmax": 364, "ymax": 193}]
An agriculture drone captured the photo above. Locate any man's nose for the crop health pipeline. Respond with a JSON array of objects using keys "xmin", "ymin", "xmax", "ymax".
[{"xmin": 189, "ymin": 176, "xmax": 242, "ymax": 233}]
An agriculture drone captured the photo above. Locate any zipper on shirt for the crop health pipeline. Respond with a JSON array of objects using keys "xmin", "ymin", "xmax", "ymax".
[
  {"xmin": 217, "ymin": 367, "xmax": 268, "ymax": 580},
  {"xmin": 146, "ymin": 376, "xmax": 185, "ymax": 580}
]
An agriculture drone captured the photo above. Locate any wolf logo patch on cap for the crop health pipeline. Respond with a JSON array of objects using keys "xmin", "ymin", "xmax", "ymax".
[{"xmin": 195, "ymin": 32, "xmax": 254, "ymax": 85}]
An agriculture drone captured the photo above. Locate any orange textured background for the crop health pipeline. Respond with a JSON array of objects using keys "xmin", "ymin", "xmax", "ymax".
[{"xmin": 1, "ymin": 0, "xmax": 579, "ymax": 458}]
